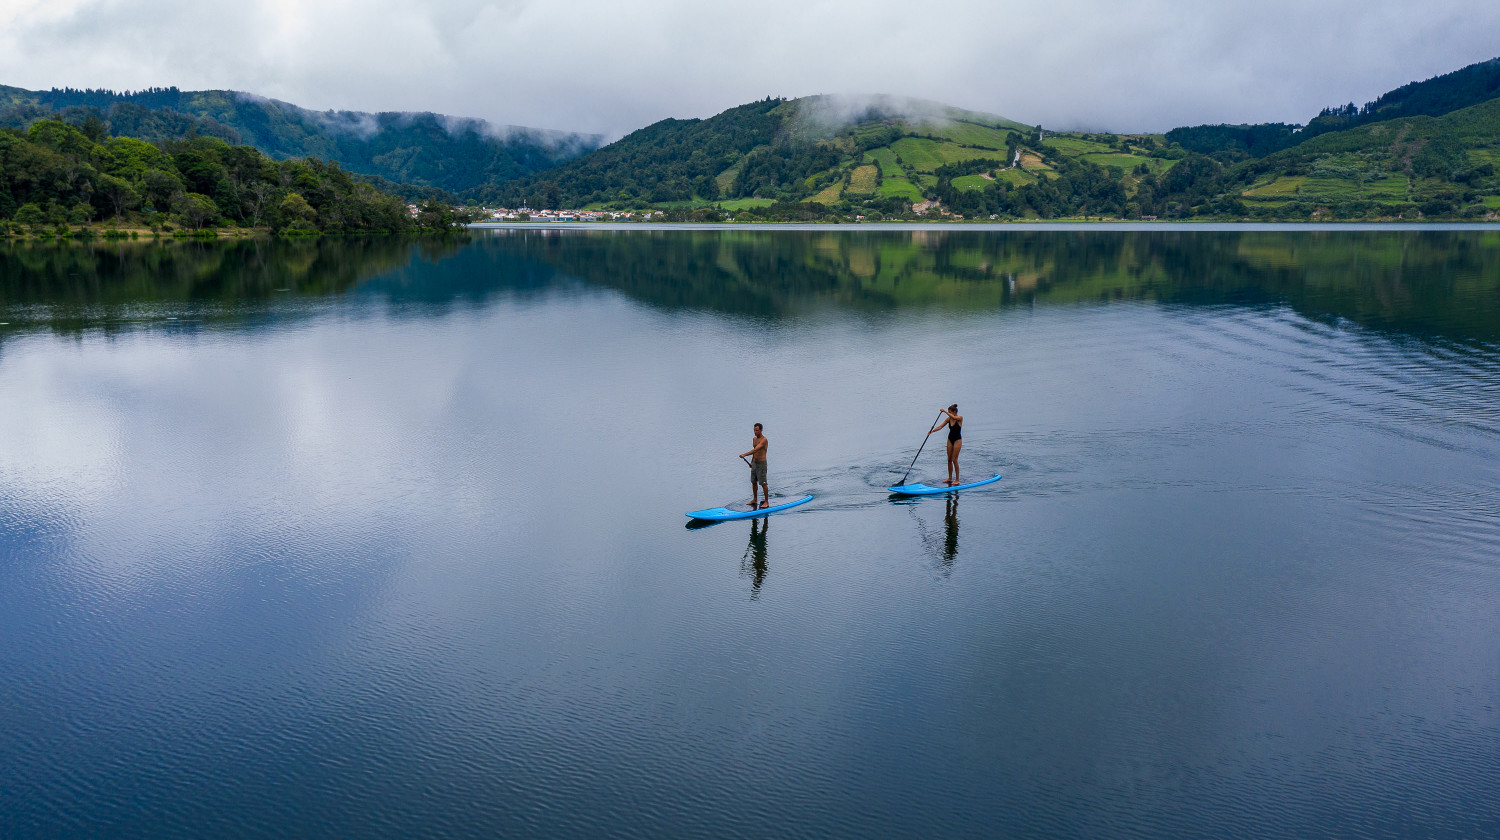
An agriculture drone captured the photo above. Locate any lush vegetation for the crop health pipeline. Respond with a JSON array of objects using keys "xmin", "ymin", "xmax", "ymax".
[
  {"xmin": 0, "ymin": 85, "xmax": 600, "ymax": 197},
  {"xmin": 11, "ymin": 53, "xmax": 1500, "ymax": 223},
  {"xmin": 485, "ymin": 55, "xmax": 1500, "ymax": 222},
  {"xmin": 1169, "ymin": 56, "xmax": 1500, "ymax": 162},
  {"xmin": 475, "ymin": 99, "xmax": 786, "ymax": 207},
  {"xmin": 0, "ymin": 118, "xmax": 445, "ymax": 236}
]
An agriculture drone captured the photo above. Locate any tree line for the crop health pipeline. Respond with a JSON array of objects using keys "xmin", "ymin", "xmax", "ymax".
[{"xmin": 0, "ymin": 117, "xmax": 458, "ymax": 235}]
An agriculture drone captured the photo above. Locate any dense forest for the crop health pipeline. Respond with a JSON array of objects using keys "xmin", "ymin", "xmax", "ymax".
[
  {"xmin": 0, "ymin": 117, "xmax": 453, "ymax": 235},
  {"xmin": 0, "ymin": 85, "xmax": 600, "ymax": 196}
]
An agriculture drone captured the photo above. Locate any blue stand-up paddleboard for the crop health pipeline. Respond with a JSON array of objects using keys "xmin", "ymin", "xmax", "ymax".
[
  {"xmin": 889, "ymin": 474, "xmax": 1002, "ymax": 495},
  {"xmin": 686, "ymin": 495, "xmax": 814, "ymax": 521}
]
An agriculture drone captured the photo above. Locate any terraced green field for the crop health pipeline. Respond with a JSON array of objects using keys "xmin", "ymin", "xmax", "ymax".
[
  {"xmin": 1242, "ymin": 173, "xmax": 1410, "ymax": 201},
  {"xmin": 1297, "ymin": 177, "xmax": 1366, "ymax": 198},
  {"xmin": 1469, "ymin": 148, "xmax": 1500, "ymax": 167},
  {"xmin": 1243, "ymin": 177, "xmax": 1307, "ymax": 197},
  {"xmin": 846, "ymin": 165, "xmax": 879, "ymax": 194},
  {"xmin": 1361, "ymin": 175, "xmax": 1410, "ymax": 198},
  {"xmin": 808, "ymin": 181, "xmax": 844, "ymax": 204}
]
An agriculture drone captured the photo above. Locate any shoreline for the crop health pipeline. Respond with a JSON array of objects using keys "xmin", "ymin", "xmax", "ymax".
[{"xmin": 471, "ymin": 220, "xmax": 1500, "ymax": 233}]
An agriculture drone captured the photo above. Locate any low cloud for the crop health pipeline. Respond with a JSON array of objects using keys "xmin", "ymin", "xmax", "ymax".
[{"xmin": 3, "ymin": 0, "xmax": 1499, "ymax": 139}]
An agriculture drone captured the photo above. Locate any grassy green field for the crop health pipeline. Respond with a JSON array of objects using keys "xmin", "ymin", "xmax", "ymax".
[
  {"xmin": 1044, "ymin": 136, "xmax": 1115, "ymax": 156},
  {"xmin": 808, "ymin": 181, "xmax": 845, "ymax": 204},
  {"xmin": 717, "ymin": 198, "xmax": 776, "ymax": 211},
  {"xmin": 846, "ymin": 165, "xmax": 879, "ymax": 195},
  {"xmin": 890, "ymin": 137, "xmax": 1000, "ymax": 172},
  {"xmin": 878, "ymin": 176, "xmax": 925, "ymax": 201},
  {"xmin": 1484, "ymin": 196, "xmax": 1500, "ymax": 209},
  {"xmin": 866, "ymin": 147, "xmax": 925, "ymax": 201},
  {"xmin": 993, "ymin": 168, "xmax": 1035, "ymax": 186},
  {"xmin": 922, "ymin": 121, "xmax": 1014, "ymax": 150},
  {"xmin": 1243, "ymin": 176, "xmax": 1308, "ymax": 197},
  {"xmin": 1081, "ymin": 153, "xmax": 1158, "ymax": 173},
  {"xmin": 1361, "ymin": 175, "xmax": 1410, "ymax": 198},
  {"xmin": 715, "ymin": 159, "xmax": 748, "ymax": 194},
  {"xmin": 866, "ymin": 147, "xmax": 901, "ymax": 170},
  {"xmin": 951, "ymin": 174, "xmax": 994, "ymax": 192}
]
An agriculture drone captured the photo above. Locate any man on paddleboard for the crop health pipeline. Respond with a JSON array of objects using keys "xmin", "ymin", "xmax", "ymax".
[{"xmin": 741, "ymin": 423, "xmax": 769, "ymax": 509}]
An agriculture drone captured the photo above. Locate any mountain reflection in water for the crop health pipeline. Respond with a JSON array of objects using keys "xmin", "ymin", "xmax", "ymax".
[{"xmin": 4, "ymin": 228, "xmax": 1499, "ymax": 344}]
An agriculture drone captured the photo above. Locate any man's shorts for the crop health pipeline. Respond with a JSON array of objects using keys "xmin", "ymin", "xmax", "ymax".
[{"xmin": 751, "ymin": 460, "xmax": 767, "ymax": 484}]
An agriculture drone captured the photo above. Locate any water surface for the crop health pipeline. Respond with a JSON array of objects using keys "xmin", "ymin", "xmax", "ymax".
[{"xmin": 2, "ymin": 228, "xmax": 1498, "ymax": 838}]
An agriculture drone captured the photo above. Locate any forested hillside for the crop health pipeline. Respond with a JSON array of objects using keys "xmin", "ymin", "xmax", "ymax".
[
  {"xmin": 488, "ymin": 95, "xmax": 1151, "ymax": 218},
  {"xmin": 484, "ymin": 56, "xmax": 1500, "ymax": 222},
  {"xmin": 0, "ymin": 118, "xmax": 431, "ymax": 234},
  {"xmin": 0, "ymin": 85, "xmax": 601, "ymax": 197},
  {"xmin": 9, "ymin": 51, "xmax": 1500, "ymax": 224},
  {"xmin": 1169, "ymin": 56, "xmax": 1500, "ymax": 161}
]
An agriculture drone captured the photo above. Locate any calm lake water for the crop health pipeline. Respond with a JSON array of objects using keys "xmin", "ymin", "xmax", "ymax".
[{"xmin": 2, "ymin": 226, "xmax": 1499, "ymax": 838}]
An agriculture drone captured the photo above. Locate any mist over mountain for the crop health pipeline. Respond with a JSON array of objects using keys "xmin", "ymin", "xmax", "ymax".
[
  {"xmin": 5, "ymin": 48, "xmax": 1500, "ymax": 223},
  {"xmin": 0, "ymin": 85, "xmax": 603, "ymax": 198}
]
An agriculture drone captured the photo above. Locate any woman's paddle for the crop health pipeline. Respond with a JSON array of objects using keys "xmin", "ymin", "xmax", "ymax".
[{"xmin": 899, "ymin": 410, "xmax": 947, "ymax": 487}]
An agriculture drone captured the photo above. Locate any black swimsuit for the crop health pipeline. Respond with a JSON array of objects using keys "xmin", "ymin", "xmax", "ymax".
[{"xmin": 948, "ymin": 419, "xmax": 962, "ymax": 442}]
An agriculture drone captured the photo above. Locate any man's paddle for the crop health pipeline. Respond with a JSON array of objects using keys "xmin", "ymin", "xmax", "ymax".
[
  {"xmin": 899, "ymin": 410, "xmax": 947, "ymax": 487},
  {"xmin": 740, "ymin": 455, "xmax": 753, "ymax": 469}
]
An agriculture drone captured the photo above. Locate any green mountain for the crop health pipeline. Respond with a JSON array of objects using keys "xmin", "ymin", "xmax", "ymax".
[
  {"xmin": 1168, "ymin": 56, "xmax": 1500, "ymax": 161},
  {"xmin": 0, "ymin": 85, "xmax": 602, "ymax": 198},
  {"xmin": 7, "ymin": 51, "xmax": 1500, "ymax": 223},
  {"xmin": 484, "ymin": 94, "xmax": 1090, "ymax": 211},
  {"xmin": 488, "ymin": 59, "xmax": 1500, "ymax": 222}
]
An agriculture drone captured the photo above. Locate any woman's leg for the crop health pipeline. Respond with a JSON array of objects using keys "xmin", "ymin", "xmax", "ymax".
[
  {"xmin": 946, "ymin": 440, "xmax": 956, "ymax": 484},
  {"xmin": 952, "ymin": 439, "xmax": 962, "ymax": 484}
]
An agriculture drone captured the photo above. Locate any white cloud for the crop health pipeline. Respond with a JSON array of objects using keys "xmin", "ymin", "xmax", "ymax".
[{"xmin": 1, "ymin": 0, "xmax": 1497, "ymax": 138}]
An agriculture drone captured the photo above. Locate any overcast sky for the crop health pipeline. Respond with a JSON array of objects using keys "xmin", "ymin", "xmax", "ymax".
[{"xmin": 3, "ymin": 0, "xmax": 1498, "ymax": 139}]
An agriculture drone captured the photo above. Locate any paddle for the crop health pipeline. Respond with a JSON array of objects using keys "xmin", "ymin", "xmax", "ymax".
[{"xmin": 899, "ymin": 410, "xmax": 947, "ymax": 487}]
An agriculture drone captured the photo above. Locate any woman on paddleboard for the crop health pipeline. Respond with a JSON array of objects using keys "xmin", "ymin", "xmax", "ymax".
[{"xmin": 927, "ymin": 404, "xmax": 962, "ymax": 485}]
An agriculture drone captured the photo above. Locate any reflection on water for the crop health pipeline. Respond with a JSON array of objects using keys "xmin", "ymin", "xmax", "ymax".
[
  {"xmin": 468, "ymin": 227, "xmax": 1500, "ymax": 342},
  {"xmin": 909, "ymin": 495, "xmax": 961, "ymax": 575},
  {"xmin": 0, "ymin": 236, "xmax": 469, "ymax": 334},
  {"xmin": 741, "ymin": 518, "xmax": 769, "ymax": 599},
  {"xmin": 4, "ymin": 228, "xmax": 1500, "ymax": 344}
]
